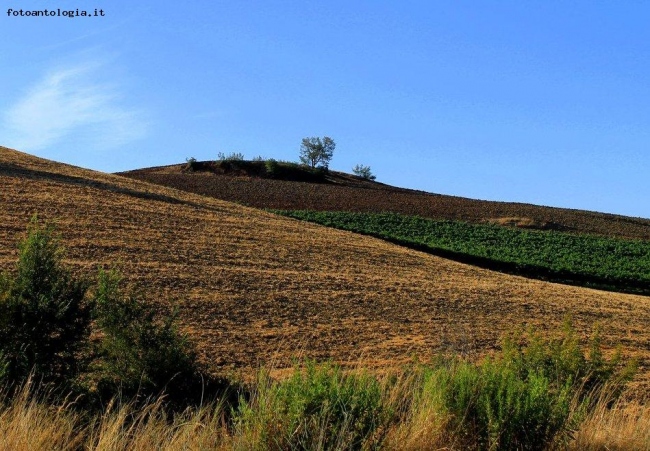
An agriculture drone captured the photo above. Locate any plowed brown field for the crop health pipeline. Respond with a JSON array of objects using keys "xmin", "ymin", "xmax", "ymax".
[
  {"xmin": 121, "ymin": 163, "xmax": 650, "ymax": 240},
  {"xmin": 3, "ymin": 147, "xmax": 650, "ymax": 395}
]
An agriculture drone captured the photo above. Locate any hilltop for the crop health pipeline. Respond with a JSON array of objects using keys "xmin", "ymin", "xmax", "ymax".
[
  {"xmin": 120, "ymin": 160, "xmax": 650, "ymax": 240},
  {"xmin": 2, "ymin": 147, "xmax": 650, "ymax": 392}
]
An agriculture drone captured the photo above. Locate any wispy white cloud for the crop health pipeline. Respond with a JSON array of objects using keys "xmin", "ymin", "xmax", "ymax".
[{"xmin": 1, "ymin": 60, "xmax": 148, "ymax": 152}]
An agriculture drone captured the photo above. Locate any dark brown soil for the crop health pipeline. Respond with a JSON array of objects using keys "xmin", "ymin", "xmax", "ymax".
[{"xmin": 120, "ymin": 162, "xmax": 650, "ymax": 240}]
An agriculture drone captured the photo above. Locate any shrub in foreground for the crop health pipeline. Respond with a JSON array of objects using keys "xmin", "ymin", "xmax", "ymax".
[
  {"xmin": 0, "ymin": 378, "xmax": 646, "ymax": 451},
  {"xmin": 0, "ymin": 217, "xmax": 91, "ymax": 390},
  {"xmin": 418, "ymin": 359, "xmax": 574, "ymax": 450},
  {"xmin": 405, "ymin": 323, "xmax": 636, "ymax": 450},
  {"xmin": 87, "ymin": 269, "xmax": 213, "ymax": 408},
  {"xmin": 0, "ymin": 217, "xmax": 221, "ymax": 410},
  {"xmin": 233, "ymin": 322, "xmax": 634, "ymax": 451},
  {"xmin": 234, "ymin": 361, "xmax": 387, "ymax": 450}
]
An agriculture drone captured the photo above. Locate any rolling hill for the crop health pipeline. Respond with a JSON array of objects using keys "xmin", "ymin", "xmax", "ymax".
[
  {"xmin": 2, "ymin": 147, "xmax": 650, "ymax": 393},
  {"xmin": 121, "ymin": 160, "xmax": 650, "ymax": 240}
]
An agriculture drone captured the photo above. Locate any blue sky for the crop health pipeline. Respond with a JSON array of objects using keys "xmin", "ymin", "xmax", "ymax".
[{"xmin": 2, "ymin": 1, "xmax": 649, "ymax": 219}]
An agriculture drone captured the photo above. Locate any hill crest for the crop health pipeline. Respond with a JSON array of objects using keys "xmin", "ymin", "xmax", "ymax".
[{"xmin": 121, "ymin": 159, "xmax": 650, "ymax": 240}]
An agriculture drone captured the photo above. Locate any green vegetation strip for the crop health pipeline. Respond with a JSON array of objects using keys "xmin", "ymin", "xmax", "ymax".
[
  {"xmin": 273, "ymin": 210, "xmax": 650, "ymax": 294},
  {"xmin": 235, "ymin": 323, "xmax": 634, "ymax": 451}
]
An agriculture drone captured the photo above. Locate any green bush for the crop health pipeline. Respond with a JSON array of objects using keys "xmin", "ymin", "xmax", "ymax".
[
  {"xmin": 352, "ymin": 164, "xmax": 376, "ymax": 181},
  {"xmin": 215, "ymin": 153, "xmax": 245, "ymax": 172},
  {"xmin": 234, "ymin": 361, "xmax": 387, "ymax": 450},
  {"xmin": 88, "ymin": 269, "xmax": 206, "ymax": 407},
  {"xmin": 499, "ymin": 320, "xmax": 635, "ymax": 399},
  {"xmin": 231, "ymin": 326, "xmax": 633, "ymax": 451},
  {"xmin": 427, "ymin": 359, "xmax": 574, "ymax": 450},
  {"xmin": 0, "ymin": 217, "xmax": 91, "ymax": 389},
  {"xmin": 0, "ymin": 217, "xmax": 219, "ymax": 410},
  {"xmin": 415, "ymin": 322, "xmax": 636, "ymax": 450}
]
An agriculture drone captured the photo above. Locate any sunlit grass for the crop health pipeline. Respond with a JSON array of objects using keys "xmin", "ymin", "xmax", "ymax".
[
  {"xmin": 5, "ymin": 322, "xmax": 643, "ymax": 450},
  {"xmin": 0, "ymin": 370, "xmax": 647, "ymax": 450}
]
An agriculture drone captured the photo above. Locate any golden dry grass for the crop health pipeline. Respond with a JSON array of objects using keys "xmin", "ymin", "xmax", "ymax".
[
  {"xmin": 0, "ymin": 380, "xmax": 648, "ymax": 450},
  {"xmin": 0, "ymin": 382, "xmax": 230, "ymax": 451},
  {"xmin": 2, "ymin": 146, "xmax": 650, "ymax": 394},
  {"xmin": 0, "ymin": 382, "xmax": 82, "ymax": 451},
  {"xmin": 570, "ymin": 401, "xmax": 650, "ymax": 450}
]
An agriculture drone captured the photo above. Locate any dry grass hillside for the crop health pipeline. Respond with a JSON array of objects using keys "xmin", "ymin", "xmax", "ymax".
[
  {"xmin": 2, "ymin": 146, "xmax": 650, "ymax": 394},
  {"xmin": 121, "ymin": 162, "xmax": 650, "ymax": 240}
]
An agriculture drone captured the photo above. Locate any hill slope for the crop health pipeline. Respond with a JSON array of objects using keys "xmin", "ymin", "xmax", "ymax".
[
  {"xmin": 121, "ymin": 161, "xmax": 650, "ymax": 240},
  {"xmin": 2, "ymin": 147, "xmax": 650, "ymax": 391}
]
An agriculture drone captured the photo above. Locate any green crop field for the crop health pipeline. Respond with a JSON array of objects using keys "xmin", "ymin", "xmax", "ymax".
[{"xmin": 274, "ymin": 210, "xmax": 650, "ymax": 294}]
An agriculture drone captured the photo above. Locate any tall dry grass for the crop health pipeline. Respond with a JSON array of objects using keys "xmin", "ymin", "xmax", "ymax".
[
  {"xmin": 0, "ymin": 379, "xmax": 648, "ymax": 450},
  {"xmin": 87, "ymin": 399, "xmax": 230, "ymax": 451},
  {"xmin": 570, "ymin": 399, "xmax": 650, "ymax": 451},
  {"xmin": 0, "ymin": 319, "xmax": 645, "ymax": 451},
  {"xmin": 0, "ymin": 390, "xmax": 233, "ymax": 451},
  {"xmin": 0, "ymin": 382, "xmax": 82, "ymax": 451}
]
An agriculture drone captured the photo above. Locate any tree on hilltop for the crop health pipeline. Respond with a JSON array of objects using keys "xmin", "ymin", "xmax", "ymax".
[
  {"xmin": 352, "ymin": 164, "xmax": 376, "ymax": 181},
  {"xmin": 299, "ymin": 136, "xmax": 335, "ymax": 169}
]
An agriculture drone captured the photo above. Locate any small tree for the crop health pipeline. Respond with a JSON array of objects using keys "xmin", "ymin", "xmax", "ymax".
[
  {"xmin": 0, "ymin": 216, "xmax": 91, "ymax": 387},
  {"xmin": 299, "ymin": 136, "xmax": 335, "ymax": 169},
  {"xmin": 352, "ymin": 164, "xmax": 376, "ymax": 181}
]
